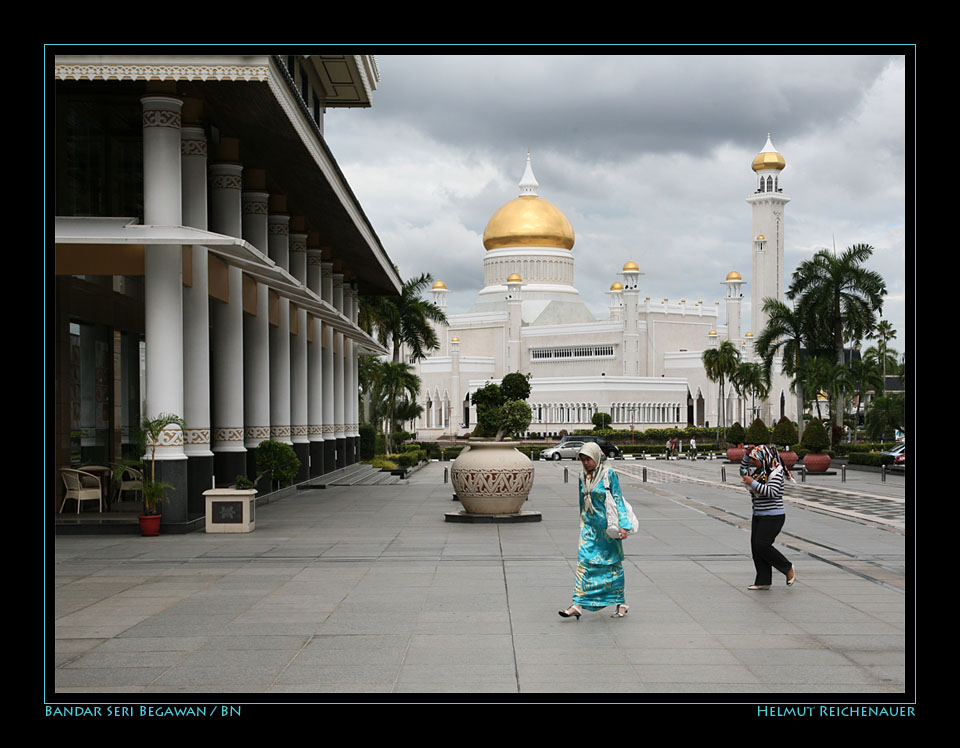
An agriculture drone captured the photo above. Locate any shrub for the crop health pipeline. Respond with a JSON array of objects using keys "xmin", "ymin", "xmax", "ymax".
[
  {"xmin": 592, "ymin": 412, "xmax": 612, "ymax": 430},
  {"xmin": 254, "ymin": 440, "xmax": 301, "ymax": 489},
  {"xmin": 771, "ymin": 418, "xmax": 799, "ymax": 448},
  {"xmin": 727, "ymin": 422, "xmax": 746, "ymax": 445},
  {"xmin": 745, "ymin": 418, "xmax": 771, "ymax": 445},
  {"xmin": 359, "ymin": 423, "xmax": 377, "ymax": 460},
  {"xmin": 800, "ymin": 419, "xmax": 830, "ymax": 454},
  {"xmin": 847, "ymin": 452, "xmax": 896, "ymax": 467}
]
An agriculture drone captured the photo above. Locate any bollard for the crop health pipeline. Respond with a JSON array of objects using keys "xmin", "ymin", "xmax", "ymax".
[
  {"xmin": 564, "ymin": 467, "xmax": 569, "ymax": 483},
  {"xmin": 801, "ymin": 464, "xmax": 806, "ymax": 483},
  {"xmin": 881, "ymin": 464, "xmax": 886, "ymax": 483},
  {"xmin": 721, "ymin": 466, "xmax": 726, "ymax": 483},
  {"xmin": 642, "ymin": 467, "xmax": 647, "ymax": 483},
  {"xmin": 444, "ymin": 467, "xmax": 449, "ymax": 484},
  {"xmin": 841, "ymin": 464, "xmax": 846, "ymax": 483}
]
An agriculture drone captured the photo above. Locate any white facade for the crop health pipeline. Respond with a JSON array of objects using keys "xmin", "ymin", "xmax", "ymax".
[{"xmin": 415, "ymin": 142, "xmax": 797, "ymax": 438}]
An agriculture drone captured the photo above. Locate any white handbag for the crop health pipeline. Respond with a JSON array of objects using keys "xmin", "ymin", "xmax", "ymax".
[{"xmin": 603, "ymin": 472, "xmax": 639, "ymax": 539}]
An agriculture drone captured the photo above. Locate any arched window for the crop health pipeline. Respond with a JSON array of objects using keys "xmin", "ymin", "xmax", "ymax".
[{"xmin": 766, "ymin": 175, "xmax": 773, "ymax": 191}]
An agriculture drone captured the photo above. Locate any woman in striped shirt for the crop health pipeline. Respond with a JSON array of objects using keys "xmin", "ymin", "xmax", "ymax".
[{"xmin": 741, "ymin": 445, "xmax": 796, "ymax": 590}]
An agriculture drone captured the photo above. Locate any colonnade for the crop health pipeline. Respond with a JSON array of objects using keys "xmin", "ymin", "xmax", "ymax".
[{"xmin": 140, "ymin": 94, "xmax": 360, "ymax": 522}]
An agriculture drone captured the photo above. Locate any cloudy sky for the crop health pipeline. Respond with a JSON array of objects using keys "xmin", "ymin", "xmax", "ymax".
[{"xmin": 323, "ymin": 54, "xmax": 909, "ymax": 356}]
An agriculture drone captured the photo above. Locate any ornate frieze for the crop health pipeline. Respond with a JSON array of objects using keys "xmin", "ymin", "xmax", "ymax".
[
  {"xmin": 142, "ymin": 109, "xmax": 181, "ymax": 130},
  {"xmin": 244, "ymin": 426, "xmax": 271, "ymax": 440},
  {"xmin": 55, "ymin": 63, "xmax": 270, "ymax": 82},
  {"xmin": 212, "ymin": 174, "xmax": 243, "ymax": 191},
  {"xmin": 183, "ymin": 428, "xmax": 210, "ymax": 445},
  {"xmin": 214, "ymin": 427, "xmax": 244, "ymax": 443}
]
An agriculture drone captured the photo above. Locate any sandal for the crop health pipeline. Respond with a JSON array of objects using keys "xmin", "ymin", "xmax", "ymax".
[
  {"xmin": 747, "ymin": 584, "xmax": 771, "ymax": 590},
  {"xmin": 611, "ymin": 604, "xmax": 629, "ymax": 618},
  {"xmin": 558, "ymin": 605, "xmax": 582, "ymax": 620},
  {"xmin": 786, "ymin": 565, "xmax": 796, "ymax": 586}
]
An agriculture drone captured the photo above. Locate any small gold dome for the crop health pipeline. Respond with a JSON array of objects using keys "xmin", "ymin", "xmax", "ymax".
[
  {"xmin": 725, "ymin": 270, "xmax": 742, "ymax": 281},
  {"xmin": 610, "ymin": 281, "xmax": 624, "ymax": 291},
  {"xmin": 745, "ymin": 332, "xmax": 754, "ymax": 338},
  {"xmin": 432, "ymin": 280, "xmax": 447, "ymax": 290},
  {"xmin": 756, "ymin": 234, "xmax": 766, "ymax": 241},
  {"xmin": 506, "ymin": 273, "xmax": 522, "ymax": 282},
  {"xmin": 622, "ymin": 261, "xmax": 639, "ymax": 271},
  {"xmin": 752, "ymin": 134, "xmax": 786, "ymax": 172},
  {"xmin": 483, "ymin": 195, "xmax": 574, "ymax": 250},
  {"xmin": 708, "ymin": 330, "xmax": 718, "ymax": 336},
  {"xmin": 451, "ymin": 337, "xmax": 459, "ymax": 342}
]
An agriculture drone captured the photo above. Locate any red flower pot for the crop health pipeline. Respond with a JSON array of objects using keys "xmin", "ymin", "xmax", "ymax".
[
  {"xmin": 779, "ymin": 451, "xmax": 798, "ymax": 470},
  {"xmin": 138, "ymin": 514, "xmax": 162, "ymax": 536},
  {"xmin": 803, "ymin": 453, "xmax": 831, "ymax": 473},
  {"xmin": 726, "ymin": 447, "xmax": 746, "ymax": 463}
]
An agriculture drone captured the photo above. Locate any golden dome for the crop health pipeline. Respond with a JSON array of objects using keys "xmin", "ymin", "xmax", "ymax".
[
  {"xmin": 622, "ymin": 261, "xmax": 639, "ymax": 271},
  {"xmin": 432, "ymin": 280, "xmax": 447, "ymax": 290},
  {"xmin": 483, "ymin": 195, "xmax": 575, "ymax": 250},
  {"xmin": 506, "ymin": 273, "xmax": 522, "ymax": 282},
  {"xmin": 745, "ymin": 332, "xmax": 754, "ymax": 338},
  {"xmin": 451, "ymin": 337, "xmax": 459, "ymax": 342},
  {"xmin": 610, "ymin": 281, "xmax": 624, "ymax": 291},
  {"xmin": 752, "ymin": 134, "xmax": 786, "ymax": 172},
  {"xmin": 708, "ymin": 330, "xmax": 718, "ymax": 336},
  {"xmin": 756, "ymin": 234, "xmax": 766, "ymax": 241},
  {"xmin": 726, "ymin": 270, "xmax": 742, "ymax": 281}
]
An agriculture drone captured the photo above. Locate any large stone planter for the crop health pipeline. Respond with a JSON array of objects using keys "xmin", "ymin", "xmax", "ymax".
[
  {"xmin": 450, "ymin": 441, "xmax": 534, "ymax": 515},
  {"xmin": 726, "ymin": 446, "xmax": 746, "ymax": 463},
  {"xmin": 204, "ymin": 488, "xmax": 258, "ymax": 533},
  {"xmin": 803, "ymin": 453, "xmax": 831, "ymax": 473},
  {"xmin": 779, "ymin": 451, "xmax": 799, "ymax": 470}
]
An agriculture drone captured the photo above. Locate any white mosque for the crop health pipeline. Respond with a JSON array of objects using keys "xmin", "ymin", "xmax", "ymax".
[{"xmin": 414, "ymin": 136, "xmax": 795, "ymax": 439}]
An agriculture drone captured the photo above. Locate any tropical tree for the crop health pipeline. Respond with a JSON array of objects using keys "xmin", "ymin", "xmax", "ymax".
[
  {"xmin": 370, "ymin": 360, "xmax": 422, "ymax": 449},
  {"xmin": 849, "ymin": 353, "xmax": 884, "ymax": 441},
  {"xmin": 702, "ymin": 340, "xmax": 741, "ymax": 446},
  {"xmin": 867, "ymin": 320, "xmax": 898, "ymax": 384},
  {"xmin": 862, "ymin": 344, "xmax": 899, "ymax": 395},
  {"xmin": 787, "ymin": 244, "xmax": 887, "ymax": 426},
  {"xmin": 754, "ymin": 298, "xmax": 809, "ymax": 440},
  {"xmin": 359, "ymin": 273, "xmax": 448, "ymax": 363},
  {"xmin": 732, "ymin": 361, "xmax": 771, "ymax": 424},
  {"xmin": 865, "ymin": 393, "xmax": 905, "ymax": 443}
]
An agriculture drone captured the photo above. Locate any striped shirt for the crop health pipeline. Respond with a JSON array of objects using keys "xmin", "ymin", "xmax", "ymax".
[{"xmin": 740, "ymin": 453, "xmax": 785, "ymax": 515}]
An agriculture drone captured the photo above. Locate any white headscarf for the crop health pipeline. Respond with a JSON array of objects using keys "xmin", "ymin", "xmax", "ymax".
[{"xmin": 578, "ymin": 442, "xmax": 610, "ymax": 499}]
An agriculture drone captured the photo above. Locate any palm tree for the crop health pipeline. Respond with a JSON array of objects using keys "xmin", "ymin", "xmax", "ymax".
[
  {"xmin": 702, "ymin": 340, "xmax": 741, "ymax": 446},
  {"xmin": 754, "ymin": 298, "xmax": 809, "ymax": 440},
  {"xmin": 787, "ymin": 244, "xmax": 887, "ymax": 426},
  {"xmin": 849, "ymin": 353, "xmax": 884, "ymax": 441},
  {"xmin": 370, "ymin": 360, "xmax": 421, "ymax": 448},
  {"xmin": 360, "ymin": 273, "xmax": 448, "ymax": 363},
  {"xmin": 868, "ymin": 320, "xmax": 897, "ymax": 384},
  {"xmin": 733, "ymin": 361, "xmax": 771, "ymax": 423},
  {"xmin": 862, "ymin": 344, "xmax": 899, "ymax": 395}
]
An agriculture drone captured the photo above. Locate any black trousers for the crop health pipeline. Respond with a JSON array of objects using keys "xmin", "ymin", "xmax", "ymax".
[{"xmin": 751, "ymin": 514, "xmax": 791, "ymax": 586}]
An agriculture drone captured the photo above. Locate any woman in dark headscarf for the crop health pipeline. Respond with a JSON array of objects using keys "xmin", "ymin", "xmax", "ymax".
[
  {"xmin": 559, "ymin": 442, "xmax": 634, "ymax": 619},
  {"xmin": 741, "ymin": 444, "xmax": 796, "ymax": 590}
]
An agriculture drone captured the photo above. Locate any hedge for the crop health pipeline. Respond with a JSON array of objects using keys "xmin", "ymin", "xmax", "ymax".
[{"xmin": 847, "ymin": 452, "xmax": 896, "ymax": 467}]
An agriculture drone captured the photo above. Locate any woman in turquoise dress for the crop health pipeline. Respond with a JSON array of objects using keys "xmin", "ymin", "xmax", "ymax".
[{"xmin": 559, "ymin": 442, "xmax": 633, "ymax": 619}]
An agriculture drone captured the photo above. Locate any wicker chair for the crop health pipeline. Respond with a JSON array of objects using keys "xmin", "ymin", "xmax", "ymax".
[{"xmin": 60, "ymin": 469, "xmax": 103, "ymax": 514}]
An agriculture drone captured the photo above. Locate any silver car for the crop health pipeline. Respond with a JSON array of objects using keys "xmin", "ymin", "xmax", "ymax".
[{"xmin": 542, "ymin": 441, "xmax": 585, "ymax": 461}]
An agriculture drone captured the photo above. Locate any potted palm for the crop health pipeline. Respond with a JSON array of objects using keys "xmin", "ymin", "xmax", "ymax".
[
  {"xmin": 139, "ymin": 412, "xmax": 185, "ymax": 536},
  {"xmin": 451, "ymin": 373, "xmax": 534, "ymax": 515}
]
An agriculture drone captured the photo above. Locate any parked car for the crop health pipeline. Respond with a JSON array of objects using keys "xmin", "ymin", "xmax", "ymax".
[
  {"xmin": 894, "ymin": 452, "xmax": 905, "ymax": 467},
  {"xmin": 557, "ymin": 435, "xmax": 623, "ymax": 459},
  {"xmin": 882, "ymin": 443, "xmax": 906, "ymax": 458},
  {"xmin": 542, "ymin": 441, "xmax": 585, "ymax": 461}
]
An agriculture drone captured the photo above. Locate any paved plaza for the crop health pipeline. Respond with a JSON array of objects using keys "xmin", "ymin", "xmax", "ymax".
[{"xmin": 50, "ymin": 458, "xmax": 910, "ymax": 696}]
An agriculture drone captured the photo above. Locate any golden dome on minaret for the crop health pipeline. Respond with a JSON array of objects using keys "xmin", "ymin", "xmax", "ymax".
[
  {"xmin": 506, "ymin": 273, "xmax": 522, "ymax": 282},
  {"xmin": 751, "ymin": 133, "xmax": 786, "ymax": 172},
  {"xmin": 483, "ymin": 153, "xmax": 575, "ymax": 251},
  {"xmin": 725, "ymin": 270, "xmax": 742, "ymax": 281},
  {"xmin": 622, "ymin": 261, "xmax": 639, "ymax": 271},
  {"xmin": 610, "ymin": 281, "xmax": 624, "ymax": 291},
  {"xmin": 432, "ymin": 280, "xmax": 447, "ymax": 289}
]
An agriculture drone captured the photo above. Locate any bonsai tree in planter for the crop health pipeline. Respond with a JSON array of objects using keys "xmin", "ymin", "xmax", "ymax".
[
  {"xmin": 592, "ymin": 411, "xmax": 612, "ymax": 430},
  {"xmin": 771, "ymin": 417, "xmax": 800, "ymax": 469},
  {"xmin": 253, "ymin": 440, "xmax": 301, "ymax": 492},
  {"xmin": 473, "ymin": 373, "xmax": 533, "ymax": 440},
  {"xmin": 800, "ymin": 418, "xmax": 831, "ymax": 472}
]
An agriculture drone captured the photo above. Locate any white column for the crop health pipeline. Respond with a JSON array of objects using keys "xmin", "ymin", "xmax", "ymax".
[
  {"xmin": 291, "ymin": 304, "xmax": 309, "ymax": 450},
  {"xmin": 208, "ymin": 162, "xmax": 245, "ymax": 458},
  {"xmin": 180, "ymin": 123, "xmax": 211, "ymax": 459},
  {"xmin": 321, "ymin": 263, "xmax": 335, "ymax": 457},
  {"xmin": 307, "ymin": 248, "xmax": 324, "ymax": 461},
  {"xmin": 333, "ymin": 273, "xmax": 345, "ymax": 461},
  {"xmin": 141, "ymin": 94, "xmax": 185, "ymax": 459},
  {"xmin": 269, "ymin": 213, "xmax": 292, "ymax": 444},
  {"xmin": 241, "ymin": 190, "xmax": 270, "ymax": 450}
]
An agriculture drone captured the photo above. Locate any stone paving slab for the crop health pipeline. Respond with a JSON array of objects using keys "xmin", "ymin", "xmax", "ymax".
[{"xmin": 49, "ymin": 460, "xmax": 910, "ymax": 698}]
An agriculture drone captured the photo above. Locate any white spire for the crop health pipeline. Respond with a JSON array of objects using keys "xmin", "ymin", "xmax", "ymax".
[
  {"xmin": 518, "ymin": 150, "xmax": 539, "ymax": 196},
  {"xmin": 761, "ymin": 133, "xmax": 779, "ymax": 154}
]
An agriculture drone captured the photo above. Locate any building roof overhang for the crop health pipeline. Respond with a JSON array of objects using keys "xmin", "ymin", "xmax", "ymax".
[{"xmin": 54, "ymin": 217, "xmax": 387, "ymax": 354}]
